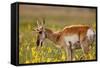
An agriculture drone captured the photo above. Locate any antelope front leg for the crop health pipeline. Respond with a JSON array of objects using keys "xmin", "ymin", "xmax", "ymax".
[{"xmin": 64, "ymin": 44, "xmax": 72, "ymax": 61}]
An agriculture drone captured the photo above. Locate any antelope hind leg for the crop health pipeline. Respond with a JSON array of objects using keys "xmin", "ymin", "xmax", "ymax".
[{"xmin": 80, "ymin": 39, "xmax": 90, "ymax": 60}]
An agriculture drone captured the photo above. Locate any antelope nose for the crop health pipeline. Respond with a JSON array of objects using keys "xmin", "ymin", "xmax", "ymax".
[{"xmin": 39, "ymin": 31, "xmax": 42, "ymax": 34}]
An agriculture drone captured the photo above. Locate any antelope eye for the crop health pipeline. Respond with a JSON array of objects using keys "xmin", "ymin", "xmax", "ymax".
[{"xmin": 36, "ymin": 28, "xmax": 39, "ymax": 31}]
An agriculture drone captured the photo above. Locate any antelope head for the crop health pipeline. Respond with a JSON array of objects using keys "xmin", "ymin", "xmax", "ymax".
[{"xmin": 34, "ymin": 18, "xmax": 46, "ymax": 47}]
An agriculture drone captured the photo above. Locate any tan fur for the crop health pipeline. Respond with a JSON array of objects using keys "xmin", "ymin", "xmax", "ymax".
[
  {"xmin": 35, "ymin": 20, "xmax": 93, "ymax": 61},
  {"xmin": 44, "ymin": 25, "xmax": 90, "ymax": 61},
  {"xmin": 45, "ymin": 25, "xmax": 90, "ymax": 45}
]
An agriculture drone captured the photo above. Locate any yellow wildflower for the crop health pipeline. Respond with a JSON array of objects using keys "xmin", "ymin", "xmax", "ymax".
[
  {"xmin": 48, "ymin": 47, "xmax": 52, "ymax": 53},
  {"xmin": 25, "ymin": 60, "xmax": 30, "ymax": 64},
  {"xmin": 47, "ymin": 58, "xmax": 51, "ymax": 62}
]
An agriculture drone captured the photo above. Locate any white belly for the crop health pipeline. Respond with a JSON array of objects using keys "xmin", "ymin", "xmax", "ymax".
[{"xmin": 64, "ymin": 34, "xmax": 79, "ymax": 46}]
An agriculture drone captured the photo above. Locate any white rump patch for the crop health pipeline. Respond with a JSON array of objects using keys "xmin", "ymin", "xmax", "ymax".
[
  {"xmin": 64, "ymin": 34, "xmax": 79, "ymax": 46},
  {"xmin": 86, "ymin": 28, "xmax": 95, "ymax": 41}
]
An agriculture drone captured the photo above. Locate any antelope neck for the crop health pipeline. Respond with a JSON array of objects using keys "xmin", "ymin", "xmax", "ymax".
[{"xmin": 45, "ymin": 28, "xmax": 60, "ymax": 44}]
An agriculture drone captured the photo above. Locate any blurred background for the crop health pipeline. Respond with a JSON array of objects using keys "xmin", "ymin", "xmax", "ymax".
[{"xmin": 19, "ymin": 4, "xmax": 96, "ymax": 64}]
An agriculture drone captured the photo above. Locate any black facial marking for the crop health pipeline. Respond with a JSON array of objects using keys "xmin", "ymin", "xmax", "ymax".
[
  {"xmin": 36, "ymin": 35, "xmax": 40, "ymax": 47},
  {"xmin": 39, "ymin": 31, "xmax": 42, "ymax": 34},
  {"xmin": 41, "ymin": 41, "xmax": 43, "ymax": 46}
]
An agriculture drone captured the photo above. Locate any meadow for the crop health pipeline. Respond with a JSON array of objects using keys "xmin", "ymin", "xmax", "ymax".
[{"xmin": 19, "ymin": 5, "xmax": 96, "ymax": 64}]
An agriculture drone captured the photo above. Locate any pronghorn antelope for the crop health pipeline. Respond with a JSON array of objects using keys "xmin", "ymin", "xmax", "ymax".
[{"xmin": 34, "ymin": 18, "xmax": 96, "ymax": 61}]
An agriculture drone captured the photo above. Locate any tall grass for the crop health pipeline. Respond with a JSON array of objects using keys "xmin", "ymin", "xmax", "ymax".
[
  {"xmin": 19, "ymin": 20, "xmax": 96, "ymax": 64},
  {"xmin": 19, "ymin": 5, "xmax": 96, "ymax": 64}
]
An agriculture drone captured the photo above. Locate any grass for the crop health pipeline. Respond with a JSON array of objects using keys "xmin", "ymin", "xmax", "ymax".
[
  {"xmin": 19, "ymin": 5, "xmax": 96, "ymax": 64},
  {"xmin": 19, "ymin": 20, "xmax": 96, "ymax": 64}
]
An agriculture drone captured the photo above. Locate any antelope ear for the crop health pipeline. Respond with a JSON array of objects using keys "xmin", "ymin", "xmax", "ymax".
[
  {"xmin": 32, "ymin": 28, "xmax": 39, "ymax": 32},
  {"xmin": 33, "ymin": 28, "xmax": 36, "ymax": 31}
]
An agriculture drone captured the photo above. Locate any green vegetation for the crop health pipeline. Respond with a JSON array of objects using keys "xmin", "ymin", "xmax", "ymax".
[
  {"xmin": 19, "ymin": 5, "xmax": 96, "ymax": 64},
  {"xmin": 19, "ymin": 20, "xmax": 96, "ymax": 64}
]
